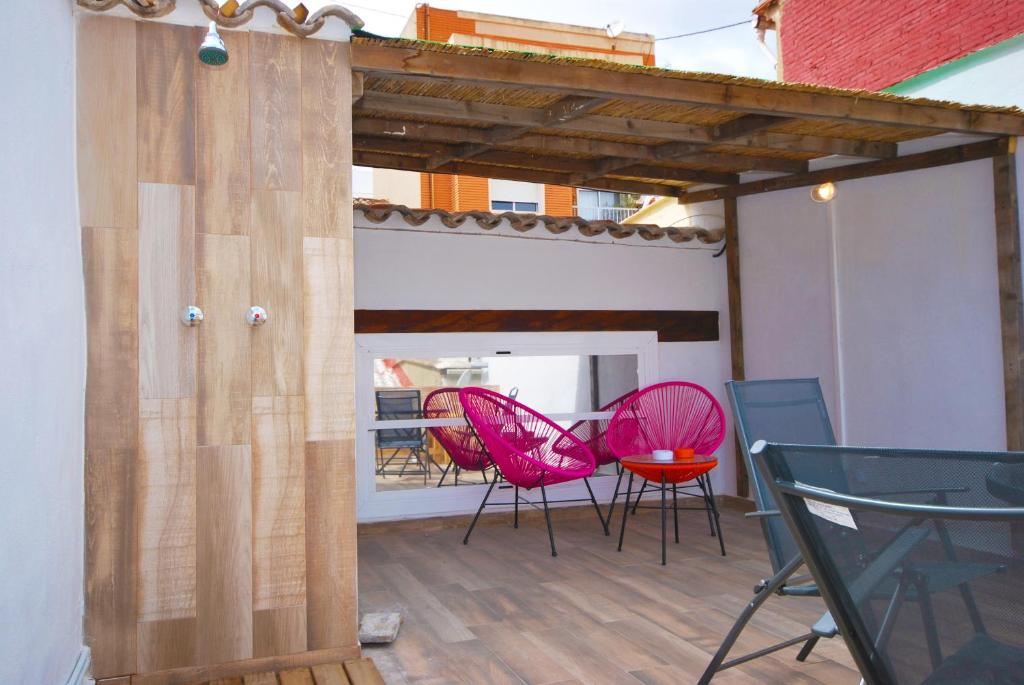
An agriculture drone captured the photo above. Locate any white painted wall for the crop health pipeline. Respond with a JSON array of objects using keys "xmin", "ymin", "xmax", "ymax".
[
  {"xmin": 0, "ymin": 2, "xmax": 86, "ymax": 685},
  {"xmin": 354, "ymin": 218, "xmax": 738, "ymax": 493},
  {"xmin": 370, "ymin": 167, "xmax": 421, "ymax": 207},
  {"xmin": 741, "ymin": 158, "xmax": 1009, "ymax": 452}
]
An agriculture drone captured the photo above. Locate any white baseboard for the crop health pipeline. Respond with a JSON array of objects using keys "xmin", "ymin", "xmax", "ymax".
[{"xmin": 65, "ymin": 646, "xmax": 91, "ymax": 685}]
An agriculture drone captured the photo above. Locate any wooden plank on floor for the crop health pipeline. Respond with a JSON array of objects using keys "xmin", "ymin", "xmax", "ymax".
[
  {"xmin": 341, "ymin": 658, "xmax": 386, "ymax": 685},
  {"xmin": 305, "ymin": 440, "xmax": 358, "ymax": 649},
  {"xmin": 279, "ymin": 667, "xmax": 315, "ymax": 685},
  {"xmin": 196, "ymin": 234, "xmax": 251, "ymax": 446},
  {"xmin": 250, "ymin": 32, "xmax": 302, "ymax": 191},
  {"xmin": 243, "ymin": 673, "xmax": 280, "ymax": 685},
  {"xmin": 196, "ymin": 29, "xmax": 251, "ymax": 235},
  {"xmin": 252, "ymin": 395, "xmax": 306, "ymax": 614},
  {"xmin": 302, "ymin": 238, "xmax": 354, "ymax": 441},
  {"xmin": 137, "ymin": 22, "xmax": 197, "ymax": 185},
  {"xmin": 301, "ymin": 40, "xmax": 353, "ymax": 238},
  {"xmin": 137, "ymin": 398, "xmax": 196, "ymax": 623},
  {"xmin": 138, "ymin": 183, "xmax": 196, "ymax": 400},
  {"xmin": 243, "ymin": 672, "xmax": 280, "ymax": 685},
  {"xmin": 311, "ymin": 662, "xmax": 351, "ymax": 685},
  {"xmin": 252, "ymin": 190, "xmax": 304, "ymax": 396},
  {"xmin": 77, "ymin": 15, "xmax": 136, "ymax": 229},
  {"xmin": 196, "ymin": 445, "xmax": 254, "ymax": 665}
]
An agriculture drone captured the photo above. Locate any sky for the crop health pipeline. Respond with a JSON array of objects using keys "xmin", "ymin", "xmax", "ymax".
[
  {"xmin": 330, "ymin": 0, "xmax": 778, "ymax": 195},
  {"xmin": 331, "ymin": 0, "xmax": 777, "ymax": 77}
]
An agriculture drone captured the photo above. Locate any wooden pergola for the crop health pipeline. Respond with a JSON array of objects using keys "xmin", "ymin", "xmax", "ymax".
[{"xmin": 349, "ymin": 36, "xmax": 1024, "ymax": 493}]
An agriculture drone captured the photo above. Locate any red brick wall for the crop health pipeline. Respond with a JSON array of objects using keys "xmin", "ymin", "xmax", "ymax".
[{"xmin": 778, "ymin": 0, "xmax": 1024, "ymax": 90}]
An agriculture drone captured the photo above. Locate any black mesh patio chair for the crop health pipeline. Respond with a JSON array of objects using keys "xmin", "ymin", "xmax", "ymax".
[
  {"xmin": 701, "ymin": 379, "xmax": 1001, "ymax": 683},
  {"xmin": 754, "ymin": 441, "xmax": 1024, "ymax": 685},
  {"xmin": 375, "ymin": 389, "xmax": 432, "ymax": 484}
]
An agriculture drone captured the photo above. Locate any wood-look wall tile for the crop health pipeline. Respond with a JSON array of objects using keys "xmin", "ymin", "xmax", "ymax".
[
  {"xmin": 137, "ymin": 22, "xmax": 197, "ymax": 185},
  {"xmin": 86, "ymin": 447, "xmax": 137, "ymax": 678},
  {"xmin": 252, "ymin": 190, "xmax": 303, "ymax": 396},
  {"xmin": 136, "ymin": 617, "xmax": 196, "ymax": 673},
  {"xmin": 196, "ymin": 30, "xmax": 251, "ymax": 235},
  {"xmin": 253, "ymin": 606, "xmax": 307, "ymax": 658},
  {"xmin": 252, "ymin": 396, "xmax": 306, "ymax": 612},
  {"xmin": 84, "ymin": 226, "xmax": 138, "ymax": 451},
  {"xmin": 197, "ymin": 234, "xmax": 251, "ymax": 446},
  {"xmin": 251, "ymin": 33, "xmax": 301, "ymax": 191},
  {"xmin": 77, "ymin": 16, "xmax": 137, "ymax": 229},
  {"xmin": 196, "ymin": 445, "xmax": 253, "ymax": 665},
  {"xmin": 139, "ymin": 183, "xmax": 196, "ymax": 399},
  {"xmin": 302, "ymin": 238, "xmax": 354, "ymax": 441},
  {"xmin": 138, "ymin": 398, "xmax": 196, "ymax": 623},
  {"xmin": 300, "ymin": 40, "xmax": 353, "ymax": 238},
  {"xmin": 304, "ymin": 439, "xmax": 357, "ymax": 649}
]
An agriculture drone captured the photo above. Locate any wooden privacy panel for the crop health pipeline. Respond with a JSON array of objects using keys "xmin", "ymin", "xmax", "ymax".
[{"xmin": 80, "ymin": 18, "xmax": 358, "ymax": 681}]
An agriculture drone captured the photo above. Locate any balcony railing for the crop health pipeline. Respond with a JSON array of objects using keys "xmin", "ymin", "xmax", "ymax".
[{"xmin": 574, "ymin": 206, "xmax": 637, "ymax": 222}]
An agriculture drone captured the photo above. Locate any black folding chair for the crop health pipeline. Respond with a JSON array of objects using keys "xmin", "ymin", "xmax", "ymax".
[
  {"xmin": 375, "ymin": 389, "xmax": 432, "ymax": 484},
  {"xmin": 756, "ymin": 442, "xmax": 1024, "ymax": 684},
  {"xmin": 701, "ymin": 379, "xmax": 1001, "ymax": 683},
  {"xmin": 699, "ymin": 379, "xmax": 839, "ymax": 683}
]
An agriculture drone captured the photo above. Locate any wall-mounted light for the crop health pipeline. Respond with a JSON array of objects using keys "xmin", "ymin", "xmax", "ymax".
[
  {"xmin": 811, "ymin": 181, "xmax": 836, "ymax": 203},
  {"xmin": 198, "ymin": 21, "xmax": 228, "ymax": 66}
]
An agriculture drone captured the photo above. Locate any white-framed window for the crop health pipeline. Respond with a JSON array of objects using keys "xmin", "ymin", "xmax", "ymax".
[
  {"xmin": 355, "ymin": 331, "xmax": 659, "ymax": 522},
  {"xmin": 491, "ymin": 200, "xmax": 539, "ymax": 212},
  {"xmin": 488, "ymin": 179, "xmax": 544, "ymax": 214}
]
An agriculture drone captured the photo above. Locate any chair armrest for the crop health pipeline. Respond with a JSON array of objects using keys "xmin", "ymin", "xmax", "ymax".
[
  {"xmin": 857, "ymin": 486, "xmax": 968, "ymax": 498},
  {"xmin": 745, "ymin": 509, "xmax": 781, "ymax": 519}
]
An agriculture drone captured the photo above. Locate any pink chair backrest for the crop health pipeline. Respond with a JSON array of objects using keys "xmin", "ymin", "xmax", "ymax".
[
  {"xmin": 606, "ymin": 381, "xmax": 726, "ymax": 459},
  {"xmin": 423, "ymin": 388, "xmax": 491, "ymax": 472},
  {"xmin": 565, "ymin": 388, "xmax": 638, "ymax": 466},
  {"xmin": 458, "ymin": 387, "xmax": 596, "ymax": 488}
]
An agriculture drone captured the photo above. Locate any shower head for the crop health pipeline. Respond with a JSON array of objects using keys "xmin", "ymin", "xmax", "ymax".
[{"xmin": 198, "ymin": 21, "xmax": 228, "ymax": 66}]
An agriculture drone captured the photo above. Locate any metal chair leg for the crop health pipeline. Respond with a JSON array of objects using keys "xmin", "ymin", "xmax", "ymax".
[
  {"xmin": 436, "ymin": 460, "xmax": 453, "ymax": 487},
  {"xmin": 705, "ymin": 474, "xmax": 726, "ymax": 556},
  {"xmin": 583, "ymin": 477, "xmax": 608, "ymax": 534},
  {"xmin": 795, "ymin": 635, "xmax": 820, "ymax": 662},
  {"xmin": 673, "ymin": 482, "xmax": 679, "ymax": 544},
  {"xmin": 697, "ymin": 475, "xmax": 716, "ymax": 536},
  {"xmin": 618, "ymin": 471, "xmax": 635, "ymax": 552},
  {"xmin": 514, "ymin": 485, "xmax": 519, "ymax": 529},
  {"xmin": 540, "ymin": 477, "xmax": 557, "ymax": 557},
  {"xmin": 631, "ymin": 479, "xmax": 648, "ymax": 514},
  {"xmin": 606, "ymin": 467, "xmax": 625, "ymax": 530},
  {"xmin": 661, "ymin": 474, "xmax": 668, "ymax": 565},
  {"xmin": 463, "ymin": 478, "xmax": 498, "ymax": 545},
  {"xmin": 698, "ymin": 555, "xmax": 807, "ymax": 685}
]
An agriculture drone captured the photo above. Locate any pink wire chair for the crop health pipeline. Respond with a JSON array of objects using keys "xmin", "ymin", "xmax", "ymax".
[
  {"xmin": 459, "ymin": 387, "xmax": 600, "ymax": 556},
  {"xmin": 606, "ymin": 381, "xmax": 728, "ymax": 558},
  {"xmin": 564, "ymin": 388, "xmax": 637, "ymax": 532},
  {"xmin": 423, "ymin": 388, "xmax": 493, "ymax": 487}
]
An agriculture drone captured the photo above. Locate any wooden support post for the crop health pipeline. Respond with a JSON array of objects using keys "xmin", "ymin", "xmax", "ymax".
[
  {"xmin": 994, "ymin": 146, "xmax": 1024, "ymax": 451},
  {"xmin": 724, "ymin": 196, "xmax": 747, "ymax": 497}
]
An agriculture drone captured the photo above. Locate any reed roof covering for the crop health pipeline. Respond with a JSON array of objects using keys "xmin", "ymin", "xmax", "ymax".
[{"xmin": 351, "ymin": 36, "xmax": 1024, "ymax": 200}]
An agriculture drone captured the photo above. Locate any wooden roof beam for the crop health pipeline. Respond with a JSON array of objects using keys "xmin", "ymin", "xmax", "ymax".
[
  {"xmin": 352, "ymin": 43, "xmax": 1024, "ymax": 135},
  {"xmin": 424, "ymin": 95, "xmax": 608, "ymax": 169},
  {"xmin": 353, "ymin": 149, "xmax": 687, "ymax": 197},
  {"xmin": 678, "ymin": 137, "xmax": 1011, "ymax": 204},
  {"xmin": 356, "ymin": 91, "xmax": 898, "ymax": 158}
]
